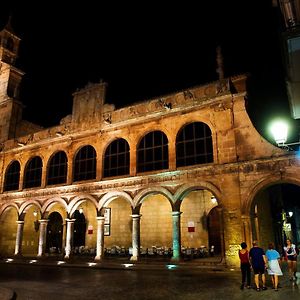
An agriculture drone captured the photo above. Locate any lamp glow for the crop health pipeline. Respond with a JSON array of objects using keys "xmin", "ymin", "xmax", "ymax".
[
  {"xmin": 271, "ymin": 121, "xmax": 288, "ymax": 145},
  {"xmin": 288, "ymin": 211, "xmax": 293, "ymax": 217}
]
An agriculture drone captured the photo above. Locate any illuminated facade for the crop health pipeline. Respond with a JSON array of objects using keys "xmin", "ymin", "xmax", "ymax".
[{"xmin": 1, "ymin": 20, "xmax": 300, "ymax": 266}]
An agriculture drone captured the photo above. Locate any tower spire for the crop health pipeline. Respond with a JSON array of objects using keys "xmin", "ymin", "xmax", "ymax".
[{"xmin": 216, "ymin": 46, "xmax": 224, "ymax": 80}]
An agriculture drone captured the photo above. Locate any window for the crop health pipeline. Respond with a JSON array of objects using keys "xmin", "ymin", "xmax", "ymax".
[
  {"xmin": 74, "ymin": 145, "xmax": 96, "ymax": 181},
  {"xmin": 103, "ymin": 138, "xmax": 130, "ymax": 178},
  {"xmin": 4, "ymin": 161, "xmax": 20, "ymax": 191},
  {"xmin": 47, "ymin": 151, "xmax": 68, "ymax": 185},
  {"xmin": 137, "ymin": 131, "xmax": 168, "ymax": 172},
  {"xmin": 23, "ymin": 156, "xmax": 43, "ymax": 188},
  {"xmin": 6, "ymin": 37, "xmax": 14, "ymax": 51},
  {"xmin": 176, "ymin": 122, "xmax": 213, "ymax": 167}
]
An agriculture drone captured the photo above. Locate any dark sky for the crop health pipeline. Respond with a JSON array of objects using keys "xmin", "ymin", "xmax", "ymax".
[{"xmin": 1, "ymin": 1, "xmax": 299, "ymax": 142}]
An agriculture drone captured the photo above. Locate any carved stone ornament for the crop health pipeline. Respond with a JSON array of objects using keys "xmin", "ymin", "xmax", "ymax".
[{"xmin": 103, "ymin": 112, "xmax": 111, "ymax": 124}]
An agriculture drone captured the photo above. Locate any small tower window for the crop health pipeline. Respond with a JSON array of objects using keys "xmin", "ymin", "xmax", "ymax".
[{"xmin": 6, "ymin": 37, "xmax": 14, "ymax": 51}]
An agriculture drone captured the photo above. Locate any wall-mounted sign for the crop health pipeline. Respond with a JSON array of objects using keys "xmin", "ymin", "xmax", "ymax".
[
  {"xmin": 188, "ymin": 221, "xmax": 195, "ymax": 232},
  {"xmin": 88, "ymin": 225, "xmax": 93, "ymax": 234}
]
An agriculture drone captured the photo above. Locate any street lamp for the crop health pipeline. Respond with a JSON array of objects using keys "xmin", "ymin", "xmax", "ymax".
[{"xmin": 271, "ymin": 120, "xmax": 300, "ymax": 150}]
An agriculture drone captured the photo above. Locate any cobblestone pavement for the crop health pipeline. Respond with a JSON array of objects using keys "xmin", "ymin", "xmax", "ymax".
[{"xmin": 0, "ymin": 257, "xmax": 299, "ymax": 300}]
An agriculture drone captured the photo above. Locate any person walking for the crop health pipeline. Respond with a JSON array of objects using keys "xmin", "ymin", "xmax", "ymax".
[
  {"xmin": 249, "ymin": 240, "xmax": 268, "ymax": 291},
  {"xmin": 266, "ymin": 242, "xmax": 283, "ymax": 291},
  {"xmin": 284, "ymin": 239, "xmax": 298, "ymax": 280},
  {"xmin": 238, "ymin": 242, "xmax": 251, "ymax": 290}
]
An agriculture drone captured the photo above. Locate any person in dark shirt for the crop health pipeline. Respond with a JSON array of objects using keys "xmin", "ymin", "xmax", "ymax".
[
  {"xmin": 249, "ymin": 240, "xmax": 268, "ymax": 291},
  {"xmin": 238, "ymin": 242, "xmax": 251, "ymax": 289}
]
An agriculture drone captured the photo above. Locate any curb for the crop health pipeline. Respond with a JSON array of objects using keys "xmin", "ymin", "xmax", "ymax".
[{"xmin": 1, "ymin": 258, "xmax": 228, "ymax": 272}]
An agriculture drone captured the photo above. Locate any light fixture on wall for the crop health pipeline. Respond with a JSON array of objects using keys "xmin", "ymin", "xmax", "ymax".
[
  {"xmin": 79, "ymin": 207, "xmax": 83, "ymax": 214},
  {"xmin": 211, "ymin": 195, "xmax": 217, "ymax": 204},
  {"xmin": 288, "ymin": 211, "xmax": 293, "ymax": 217},
  {"xmin": 33, "ymin": 211, "xmax": 39, "ymax": 232}
]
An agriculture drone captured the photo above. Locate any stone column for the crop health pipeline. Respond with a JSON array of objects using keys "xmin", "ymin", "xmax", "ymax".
[
  {"xmin": 37, "ymin": 219, "xmax": 49, "ymax": 257},
  {"xmin": 14, "ymin": 221, "xmax": 24, "ymax": 256},
  {"xmin": 94, "ymin": 216, "xmax": 105, "ymax": 261},
  {"xmin": 216, "ymin": 207, "xmax": 225, "ymax": 258},
  {"xmin": 171, "ymin": 211, "xmax": 182, "ymax": 261},
  {"xmin": 168, "ymin": 137, "xmax": 176, "ymax": 171},
  {"xmin": 67, "ymin": 158, "xmax": 73, "ymax": 185},
  {"xmin": 130, "ymin": 214, "xmax": 141, "ymax": 261},
  {"xmin": 130, "ymin": 142, "xmax": 137, "ymax": 176},
  {"xmin": 241, "ymin": 215, "xmax": 252, "ymax": 248},
  {"xmin": 64, "ymin": 219, "xmax": 75, "ymax": 259}
]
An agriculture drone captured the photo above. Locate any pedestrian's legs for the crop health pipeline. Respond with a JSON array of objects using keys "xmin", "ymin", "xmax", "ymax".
[
  {"xmin": 274, "ymin": 275, "xmax": 278, "ymax": 290},
  {"xmin": 246, "ymin": 264, "xmax": 251, "ymax": 287},
  {"xmin": 254, "ymin": 274, "xmax": 259, "ymax": 289},
  {"xmin": 271, "ymin": 275, "xmax": 275, "ymax": 288},
  {"xmin": 262, "ymin": 273, "xmax": 266, "ymax": 288}
]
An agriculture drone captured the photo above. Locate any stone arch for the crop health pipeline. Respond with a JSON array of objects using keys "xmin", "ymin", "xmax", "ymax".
[
  {"xmin": 0, "ymin": 203, "xmax": 19, "ymax": 218},
  {"xmin": 174, "ymin": 182, "xmax": 222, "ymax": 208},
  {"xmin": 174, "ymin": 118, "xmax": 216, "ymax": 138},
  {"xmin": 68, "ymin": 194, "xmax": 98, "ymax": 217},
  {"xmin": 41, "ymin": 197, "xmax": 68, "ymax": 217},
  {"xmin": 135, "ymin": 128, "xmax": 170, "ymax": 147},
  {"xmin": 244, "ymin": 175, "xmax": 300, "ymax": 215},
  {"xmin": 134, "ymin": 187, "xmax": 174, "ymax": 208},
  {"xmin": 102, "ymin": 137, "xmax": 130, "ymax": 154},
  {"xmin": 19, "ymin": 200, "xmax": 42, "ymax": 219},
  {"xmin": 98, "ymin": 191, "xmax": 133, "ymax": 210}
]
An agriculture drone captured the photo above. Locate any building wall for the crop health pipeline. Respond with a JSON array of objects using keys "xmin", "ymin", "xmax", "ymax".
[{"xmin": 1, "ymin": 73, "xmax": 300, "ymax": 266}]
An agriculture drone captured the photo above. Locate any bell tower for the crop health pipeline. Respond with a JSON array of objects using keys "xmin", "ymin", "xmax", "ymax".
[{"xmin": 0, "ymin": 16, "xmax": 24, "ymax": 143}]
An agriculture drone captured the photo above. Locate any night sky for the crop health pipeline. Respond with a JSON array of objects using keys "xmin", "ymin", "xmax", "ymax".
[{"xmin": 1, "ymin": 1, "xmax": 300, "ymax": 142}]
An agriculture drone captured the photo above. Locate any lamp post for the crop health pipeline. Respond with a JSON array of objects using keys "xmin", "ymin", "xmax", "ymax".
[{"xmin": 271, "ymin": 120, "xmax": 300, "ymax": 150}]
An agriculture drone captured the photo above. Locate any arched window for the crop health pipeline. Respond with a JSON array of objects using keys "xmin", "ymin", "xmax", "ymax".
[
  {"xmin": 176, "ymin": 122, "xmax": 213, "ymax": 167},
  {"xmin": 4, "ymin": 161, "xmax": 20, "ymax": 191},
  {"xmin": 6, "ymin": 37, "xmax": 14, "ymax": 51},
  {"xmin": 47, "ymin": 151, "xmax": 68, "ymax": 185},
  {"xmin": 103, "ymin": 138, "xmax": 130, "ymax": 178},
  {"xmin": 74, "ymin": 145, "xmax": 96, "ymax": 182},
  {"xmin": 23, "ymin": 156, "xmax": 43, "ymax": 188},
  {"xmin": 137, "ymin": 131, "xmax": 169, "ymax": 173}
]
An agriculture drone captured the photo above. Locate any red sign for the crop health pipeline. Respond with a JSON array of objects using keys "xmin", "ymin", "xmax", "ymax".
[
  {"xmin": 188, "ymin": 227, "xmax": 195, "ymax": 232},
  {"xmin": 88, "ymin": 225, "xmax": 93, "ymax": 234}
]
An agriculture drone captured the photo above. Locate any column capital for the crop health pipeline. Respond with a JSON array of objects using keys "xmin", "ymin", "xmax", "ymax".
[
  {"xmin": 172, "ymin": 211, "xmax": 182, "ymax": 217},
  {"xmin": 39, "ymin": 219, "xmax": 49, "ymax": 224},
  {"xmin": 65, "ymin": 218, "xmax": 76, "ymax": 223},
  {"xmin": 130, "ymin": 214, "xmax": 142, "ymax": 219},
  {"xmin": 16, "ymin": 220, "xmax": 24, "ymax": 225}
]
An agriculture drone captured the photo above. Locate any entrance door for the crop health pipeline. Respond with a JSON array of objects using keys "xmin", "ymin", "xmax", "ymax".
[
  {"xmin": 46, "ymin": 212, "xmax": 63, "ymax": 254},
  {"xmin": 207, "ymin": 207, "xmax": 221, "ymax": 254}
]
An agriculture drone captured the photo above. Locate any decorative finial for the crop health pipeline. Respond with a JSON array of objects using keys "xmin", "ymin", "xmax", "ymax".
[
  {"xmin": 4, "ymin": 14, "xmax": 15, "ymax": 33},
  {"xmin": 216, "ymin": 46, "xmax": 224, "ymax": 80}
]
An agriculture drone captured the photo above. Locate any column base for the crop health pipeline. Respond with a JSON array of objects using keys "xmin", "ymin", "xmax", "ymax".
[
  {"xmin": 14, "ymin": 253, "xmax": 22, "ymax": 258},
  {"xmin": 130, "ymin": 255, "xmax": 139, "ymax": 261},
  {"xmin": 171, "ymin": 256, "xmax": 181, "ymax": 262},
  {"xmin": 64, "ymin": 255, "xmax": 70, "ymax": 260},
  {"xmin": 94, "ymin": 255, "xmax": 103, "ymax": 262}
]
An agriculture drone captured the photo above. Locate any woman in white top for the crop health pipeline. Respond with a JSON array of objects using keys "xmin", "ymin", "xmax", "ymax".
[
  {"xmin": 283, "ymin": 239, "xmax": 298, "ymax": 280},
  {"xmin": 266, "ymin": 242, "xmax": 282, "ymax": 291}
]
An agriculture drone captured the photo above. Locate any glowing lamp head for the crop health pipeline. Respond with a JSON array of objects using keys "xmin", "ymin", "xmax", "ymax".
[{"xmin": 271, "ymin": 121, "xmax": 288, "ymax": 145}]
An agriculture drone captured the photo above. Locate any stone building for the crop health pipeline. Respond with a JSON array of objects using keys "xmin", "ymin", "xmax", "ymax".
[{"xmin": 0, "ymin": 20, "xmax": 299, "ymax": 266}]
